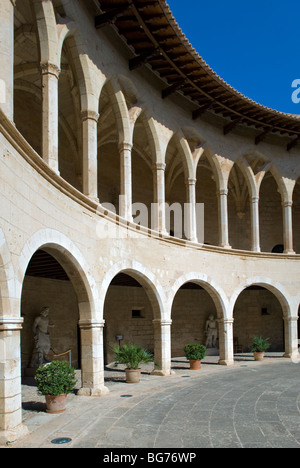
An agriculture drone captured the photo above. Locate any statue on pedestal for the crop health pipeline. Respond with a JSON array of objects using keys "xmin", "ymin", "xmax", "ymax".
[
  {"xmin": 29, "ymin": 307, "xmax": 55, "ymax": 368},
  {"xmin": 205, "ymin": 314, "xmax": 218, "ymax": 348}
]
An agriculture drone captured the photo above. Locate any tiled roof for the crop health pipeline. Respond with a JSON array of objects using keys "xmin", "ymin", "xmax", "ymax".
[{"xmin": 96, "ymin": 0, "xmax": 300, "ymax": 150}]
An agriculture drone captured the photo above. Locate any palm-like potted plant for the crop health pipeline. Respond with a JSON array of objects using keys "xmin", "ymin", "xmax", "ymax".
[
  {"xmin": 250, "ymin": 336, "xmax": 270, "ymax": 361},
  {"xmin": 184, "ymin": 343, "xmax": 207, "ymax": 370},
  {"xmin": 35, "ymin": 360, "xmax": 77, "ymax": 413},
  {"xmin": 113, "ymin": 343, "xmax": 153, "ymax": 383}
]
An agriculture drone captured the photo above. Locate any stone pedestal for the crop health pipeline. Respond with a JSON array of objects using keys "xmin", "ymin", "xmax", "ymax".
[
  {"xmin": 0, "ymin": 317, "xmax": 29, "ymax": 445},
  {"xmin": 78, "ymin": 319, "xmax": 109, "ymax": 396}
]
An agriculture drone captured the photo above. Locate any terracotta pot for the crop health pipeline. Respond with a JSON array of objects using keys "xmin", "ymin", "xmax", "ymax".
[
  {"xmin": 125, "ymin": 368, "xmax": 141, "ymax": 383},
  {"xmin": 45, "ymin": 394, "xmax": 67, "ymax": 413},
  {"xmin": 189, "ymin": 360, "xmax": 201, "ymax": 370},
  {"xmin": 254, "ymin": 352, "xmax": 265, "ymax": 361}
]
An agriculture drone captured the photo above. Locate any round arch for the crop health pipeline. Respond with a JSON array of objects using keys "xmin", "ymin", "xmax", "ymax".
[
  {"xmin": 229, "ymin": 277, "xmax": 292, "ymax": 319},
  {"xmin": 99, "ymin": 259, "xmax": 166, "ymax": 322},
  {"xmin": 230, "ymin": 277, "xmax": 296, "ymax": 356},
  {"xmin": 169, "ymin": 271, "xmax": 229, "ymax": 321},
  {"xmin": 17, "ymin": 229, "xmax": 99, "ymax": 321}
]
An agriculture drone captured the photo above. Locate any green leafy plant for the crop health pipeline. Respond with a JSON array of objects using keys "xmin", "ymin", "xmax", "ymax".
[
  {"xmin": 184, "ymin": 343, "xmax": 207, "ymax": 361},
  {"xmin": 250, "ymin": 336, "xmax": 270, "ymax": 353},
  {"xmin": 113, "ymin": 343, "xmax": 153, "ymax": 369},
  {"xmin": 35, "ymin": 361, "xmax": 76, "ymax": 396}
]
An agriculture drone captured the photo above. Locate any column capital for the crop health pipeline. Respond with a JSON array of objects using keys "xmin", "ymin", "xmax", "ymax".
[
  {"xmin": 152, "ymin": 318, "xmax": 172, "ymax": 326},
  {"xmin": 217, "ymin": 317, "xmax": 234, "ymax": 325},
  {"xmin": 186, "ymin": 177, "xmax": 197, "ymax": 186},
  {"xmin": 218, "ymin": 188, "xmax": 228, "ymax": 196},
  {"xmin": 0, "ymin": 316, "xmax": 24, "ymax": 331},
  {"xmin": 284, "ymin": 315, "xmax": 299, "ymax": 323},
  {"xmin": 40, "ymin": 62, "xmax": 61, "ymax": 79},
  {"xmin": 78, "ymin": 319, "xmax": 105, "ymax": 329},
  {"xmin": 153, "ymin": 162, "xmax": 166, "ymax": 171},
  {"xmin": 81, "ymin": 110, "xmax": 100, "ymax": 123},
  {"xmin": 283, "ymin": 200, "xmax": 293, "ymax": 208},
  {"xmin": 119, "ymin": 141, "xmax": 133, "ymax": 152}
]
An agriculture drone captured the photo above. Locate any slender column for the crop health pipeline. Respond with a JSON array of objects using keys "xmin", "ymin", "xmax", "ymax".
[
  {"xmin": 78, "ymin": 319, "xmax": 109, "ymax": 396},
  {"xmin": 251, "ymin": 196, "xmax": 261, "ymax": 252},
  {"xmin": 119, "ymin": 142, "xmax": 133, "ymax": 221},
  {"xmin": 217, "ymin": 189, "xmax": 231, "ymax": 248},
  {"xmin": 41, "ymin": 62, "xmax": 60, "ymax": 174},
  {"xmin": 283, "ymin": 315, "xmax": 299, "ymax": 359},
  {"xmin": 0, "ymin": 317, "xmax": 29, "ymax": 444},
  {"xmin": 81, "ymin": 110, "xmax": 100, "ymax": 203},
  {"xmin": 185, "ymin": 178, "xmax": 198, "ymax": 242},
  {"xmin": 0, "ymin": 0, "xmax": 15, "ymax": 120},
  {"xmin": 151, "ymin": 319, "xmax": 173, "ymax": 376},
  {"xmin": 152, "ymin": 162, "xmax": 167, "ymax": 234},
  {"xmin": 283, "ymin": 201, "xmax": 295, "ymax": 254},
  {"xmin": 218, "ymin": 318, "xmax": 234, "ymax": 366}
]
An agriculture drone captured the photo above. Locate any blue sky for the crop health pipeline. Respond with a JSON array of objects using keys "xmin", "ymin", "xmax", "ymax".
[{"xmin": 167, "ymin": 0, "xmax": 300, "ymax": 115}]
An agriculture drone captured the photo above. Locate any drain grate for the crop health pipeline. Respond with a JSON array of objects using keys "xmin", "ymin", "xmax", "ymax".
[
  {"xmin": 51, "ymin": 437, "xmax": 72, "ymax": 445},
  {"xmin": 120, "ymin": 394, "xmax": 133, "ymax": 398}
]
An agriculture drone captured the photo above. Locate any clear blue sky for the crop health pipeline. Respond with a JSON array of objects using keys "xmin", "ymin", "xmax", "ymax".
[{"xmin": 167, "ymin": 0, "xmax": 300, "ymax": 115}]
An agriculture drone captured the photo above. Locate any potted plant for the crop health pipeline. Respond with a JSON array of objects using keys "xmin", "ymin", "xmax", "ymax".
[
  {"xmin": 35, "ymin": 360, "xmax": 77, "ymax": 413},
  {"xmin": 184, "ymin": 343, "xmax": 207, "ymax": 370},
  {"xmin": 250, "ymin": 336, "xmax": 270, "ymax": 361},
  {"xmin": 113, "ymin": 343, "xmax": 153, "ymax": 383}
]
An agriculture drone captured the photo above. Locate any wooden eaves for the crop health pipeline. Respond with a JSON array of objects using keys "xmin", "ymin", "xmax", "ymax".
[{"xmin": 96, "ymin": 0, "xmax": 300, "ymax": 151}]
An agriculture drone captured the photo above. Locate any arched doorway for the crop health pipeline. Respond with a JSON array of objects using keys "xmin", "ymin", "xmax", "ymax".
[
  {"xmin": 259, "ymin": 172, "xmax": 283, "ymax": 252},
  {"xmin": 21, "ymin": 249, "xmax": 80, "ymax": 376},
  {"xmin": 103, "ymin": 272, "xmax": 155, "ymax": 366},
  {"xmin": 18, "ymin": 231, "xmax": 104, "ymax": 397},
  {"xmin": 170, "ymin": 275, "xmax": 230, "ymax": 366},
  {"xmin": 233, "ymin": 286, "xmax": 285, "ymax": 354},
  {"xmin": 171, "ymin": 282, "xmax": 220, "ymax": 359}
]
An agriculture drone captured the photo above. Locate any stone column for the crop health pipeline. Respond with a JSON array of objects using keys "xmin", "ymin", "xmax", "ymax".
[
  {"xmin": 0, "ymin": 0, "xmax": 15, "ymax": 120},
  {"xmin": 78, "ymin": 319, "xmax": 109, "ymax": 396},
  {"xmin": 81, "ymin": 110, "xmax": 100, "ymax": 203},
  {"xmin": 283, "ymin": 201, "xmax": 295, "ymax": 254},
  {"xmin": 218, "ymin": 318, "xmax": 234, "ymax": 366},
  {"xmin": 185, "ymin": 178, "xmax": 198, "ymax": 242},
  {"xmin": 119, "ymin": 142, "xmax": 133, "ymax": 221},
  {"xmin": 217, "ymin": 189, "xmax": 231, "ymax": 249},
  {"xmin": 152, "ymin": 162, "xmax": 167, "ymax": 235},
  {"xmin": 283, "ymin": 315, "xmax": 299, "ymax": 359},
  {"xmin": 251, "ymin": 196, "xmax": 261, "ymax": 252},
  {"xmin": 41, "ymin": 62, "xmax": 60, "ymax": 174},
  {"xmin": 0, "ymin": 317, "xmax": 29, "ymax": 445},
  {"xmin": 151, "ymin": 319, "xmax": 173, "ymax": 376}
]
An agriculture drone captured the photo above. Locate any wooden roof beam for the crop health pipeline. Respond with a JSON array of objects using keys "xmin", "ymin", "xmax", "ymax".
[
  {"xmin": 95, "ymin": 5, "xmax": 131, "ymax": 28},
  {"xmin": 287, "ymin": 136, "xmax": 300, "ymax": 151},
  {"xmin": 129, "ymin": 47, "xmax": 160, "ymax": 70},
  {"xmin": 162, "ymin": 80, "xmax": 185, "ymax": 99},
  {"xmin": 193, "ymin": 101, "xmax": 214, "ymax": 120},
  {"xmin": 255, "ymin": 129, "xmax": 271, "ymax": 145},
  {"xmin": 223, "ymin": 117, "xmax": 243, "ymax": 136}
]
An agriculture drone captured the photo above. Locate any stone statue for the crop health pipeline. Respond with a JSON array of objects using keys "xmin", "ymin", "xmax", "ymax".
[
  {"xmin": 205, "ymin": 314, "xmax": 218, "ymax": 348},
  {"xmin": 30, "ymin": 307, "xmax": 55, "ymax": 367}
]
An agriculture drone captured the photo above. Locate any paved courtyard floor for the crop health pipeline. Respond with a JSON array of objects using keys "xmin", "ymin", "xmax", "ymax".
[{"xmin": 6, "ymin": 354, "xmax": 300, "ymax": 449}]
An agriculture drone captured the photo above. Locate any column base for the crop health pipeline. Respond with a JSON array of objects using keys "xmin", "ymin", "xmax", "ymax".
[
  {"xmin": 151, "ymin": 369, "xmax": 176, "ymax": 376},
  {"xmin": 77, "ymin": 386, "xmax": 110, "ymax": 397},
  {"xmin": 218, "ymin": 359, "xmax": 235, "ymax": 366},
  {"xmin": 0, "ymin": 423, "xmax": 29, "ymax": 446}
]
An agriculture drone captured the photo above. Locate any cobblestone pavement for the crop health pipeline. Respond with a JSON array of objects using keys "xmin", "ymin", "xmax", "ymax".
[{"xmin": 7, "ymin": 355, "xmax": 300, "ymax": 449}]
